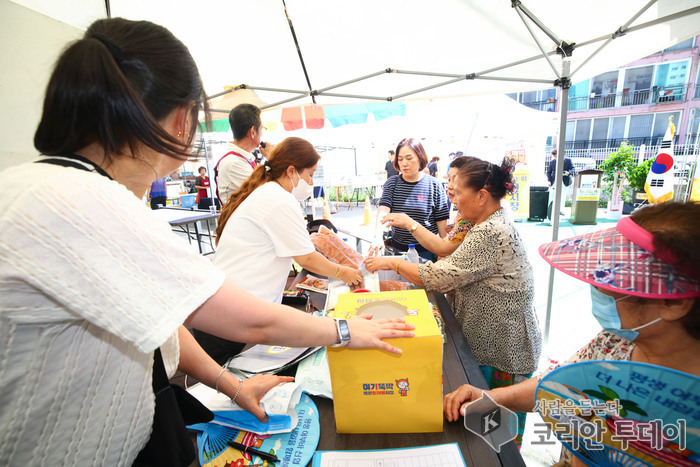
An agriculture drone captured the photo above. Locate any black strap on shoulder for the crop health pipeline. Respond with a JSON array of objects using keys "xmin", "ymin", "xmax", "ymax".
[{"xmin": 36, "ymin": 154, "xmax": 114, "ymax": 180}]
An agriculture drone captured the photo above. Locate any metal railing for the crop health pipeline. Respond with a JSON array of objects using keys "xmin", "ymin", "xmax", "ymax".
[
  {"xmin": 521, "ymin": 98, "xmax": 557, "ymax": 112},
  {"xmin": 546, "ymin": 142, "xmax": 698, "ymax": 168},
  {"xmin": 564, "ymin": 136, "xmax": 681, "ymax": 151},
  {"xmin": 568, "ymin": 84, "xmax": 693, "ymax": 111}
]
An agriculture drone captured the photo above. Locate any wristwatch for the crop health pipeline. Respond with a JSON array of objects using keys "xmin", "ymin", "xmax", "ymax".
[
  {"xmin": 409, "ymin": 222, "xmax": 419, "ymax": 233},
  {"xmin": 331, "ymin": 318, "xmax": 351, "ymax": 347}
]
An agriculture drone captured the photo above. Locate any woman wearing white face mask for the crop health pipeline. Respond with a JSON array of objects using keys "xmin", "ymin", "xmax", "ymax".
[
  {"xmin": 443, "ymin": 201, "xmax": 700, "ymax": 465},
  {"xmin": 195, "ymin": 137, "xmax": 362, "ymax": 363}
]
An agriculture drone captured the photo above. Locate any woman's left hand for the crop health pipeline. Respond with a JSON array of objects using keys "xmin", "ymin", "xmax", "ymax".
[
  {"xmin": 234, "ymin": 374, "xmax": 295, "ymax": 422},
  {"xmin": 364, "ymin": 256, "xmax": 395, "ymax": 273},
  {"xmin": 381, "ymin": 212, "xmax": 414, "ymax": 230},
  {"xmin": 346, "ymin": 316, "xmax": 415, "ymax": 354},
  {"xmin": 339, "ymin": 265, "xmax": 363, "ymax": 286}
]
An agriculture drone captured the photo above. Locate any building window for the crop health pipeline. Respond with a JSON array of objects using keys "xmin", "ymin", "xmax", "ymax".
[
  {"xmin": 652, "ymin": 111, "xmax": 681, "ymax": 142},
  {"xmin": 659, "ymin": 38, "xmax": 695, "ymax": 54},
  {"xmin": 521, "ymin": 91, "xmax": 537, "ymax": 104},
  {"xmin": 590, "ymin": 71, "xmax": 618, "ymax": 108},
  {"xmin": 574, "ymin": 119, "xmax": 591, "ymax": 148},
  {"xmin": 623, "ymin": 66, "xmax": 653, "ymax": 105},
  {"xmin": 565, "ymin": 121, "xmax": 575, "ymax": 141},
  {"xmin": 688, "ymin": 110, "xmax": 699, "ymax": 145},
  {"xmin": 568, "ymin": 79, "xmax": 590, "ymax": 111},
  {"xmin": 610, "ymin": 116, "xmax": 626, "ymax": 142},
  {"xmin": 628, "ymin": 114, "xmax": 654, "ymax": 141},
  {"xmin": 654, "ymin": 60, "xmax": 690, "ymax": 101},
  {"xmin": 591, "ymin": 118, "xmax": 609, "ymax": 148}
]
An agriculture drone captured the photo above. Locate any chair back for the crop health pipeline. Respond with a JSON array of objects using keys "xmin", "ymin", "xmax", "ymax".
[{"xmin": 307, "ymin": 219, "xmax": 337, "ymax": 234}]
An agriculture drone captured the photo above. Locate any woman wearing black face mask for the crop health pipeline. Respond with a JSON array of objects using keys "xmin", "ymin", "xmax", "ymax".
[{"xmin": 444, "ymin": 201, "xmax": 700, "ymax": 464}]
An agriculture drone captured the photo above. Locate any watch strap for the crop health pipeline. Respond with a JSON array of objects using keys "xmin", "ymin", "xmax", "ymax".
[{"xmin": 331, "ymin": 318, "xmax": 351, "ymax": 347}]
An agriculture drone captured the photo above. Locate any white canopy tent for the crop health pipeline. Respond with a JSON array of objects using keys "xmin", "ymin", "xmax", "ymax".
[{"xmin": 13, "ymin": 0, "xmax": 700, "ymax": 343}]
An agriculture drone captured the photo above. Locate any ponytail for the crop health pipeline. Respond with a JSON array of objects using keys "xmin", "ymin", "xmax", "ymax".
[
  {"xmin": 34, "ymin": 18, "xmax": 208, "ymax": 163},
  {"xmin": 215, "ymin": 137, "xmax": 321, "ymax": 244},
  {"xmin": 215, "ymin": 164, "xmax": 273, "ymax": 244}
]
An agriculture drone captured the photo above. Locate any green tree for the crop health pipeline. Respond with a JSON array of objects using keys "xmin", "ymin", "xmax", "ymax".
[
  {"xmin": 598, "ymin": 142, "xmax": 638, "ymax": 209},
  {"xmin": 627, "ymin": 158, "xmax": 653, "ymax": 193}
]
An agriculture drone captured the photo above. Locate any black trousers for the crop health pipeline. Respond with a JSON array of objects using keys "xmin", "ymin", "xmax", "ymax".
[{"xmin": 150, "ymin": 196, "xmax": 167, "ymax": 210}]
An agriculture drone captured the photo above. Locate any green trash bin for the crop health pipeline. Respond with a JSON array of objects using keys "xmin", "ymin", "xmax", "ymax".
[{"xmin": 570, "ymin": 169, "xmax": 603, "ymax": 225}]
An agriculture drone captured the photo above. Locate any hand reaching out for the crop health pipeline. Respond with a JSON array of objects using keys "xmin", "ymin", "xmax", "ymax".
[
  {"xmin": 346, "ymin": 315, "xmax": 415, "ymax": 354},
  {"xmin": 443, "ymin": 384, "xmax": 485, "ymax": 422},
  {"xmin": 381, "ymin": 212, "xmax": 414, "ymax": 230},
  {"xmin": 234, "ymin": 374, "xmax": 295, "ymax": 422}
]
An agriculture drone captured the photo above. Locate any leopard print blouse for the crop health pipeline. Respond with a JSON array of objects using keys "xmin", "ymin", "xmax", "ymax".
[{"xmin": 418, "ymin": 209, "xmax": 542, "ymax": 374}]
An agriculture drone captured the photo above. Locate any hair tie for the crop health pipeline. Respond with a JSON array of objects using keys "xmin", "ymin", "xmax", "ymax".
[
  {"xmin": 263, "ymin": 160, "xmax": 271, "ymax": 172},
  {"xmin": 90, "ymin": 34, "xmax": 124, "ymax": 64},
  {"xmin": 502, "ymin": 159, "xmax": 516, "ymax": 177}
]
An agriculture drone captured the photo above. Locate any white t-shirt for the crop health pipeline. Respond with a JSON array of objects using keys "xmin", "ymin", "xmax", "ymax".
[
  {"xmin": 216, "ymin": 142, "xmax": 256, "ymax": 205},
  {"xmin": 213, "ymin": 182, "xmax": 315, "ymax": 303},
  {"xmin": 0, "ymin": 161, "xmax": 225, "ymax": 465}
]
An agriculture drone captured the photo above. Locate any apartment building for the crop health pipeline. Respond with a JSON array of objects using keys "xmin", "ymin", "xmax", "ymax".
[{"xmin": 508, "ymin": 36, "xmax": 700, "ymax": 166}]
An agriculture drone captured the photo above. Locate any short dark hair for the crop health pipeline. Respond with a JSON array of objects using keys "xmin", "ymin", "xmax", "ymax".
[
  {"xmin": 388, "ymin": 150, "xmax": 395, "ymax": 156},
  {"xmin": 552, "ymin": 148, "xmax": 557, "ymax": 156},
  {"xmin": 456, "ymin": 157, "xmax": 516, "ymax": 200},
  {"xmin": 229, "ymin": 104, "xmax": 261, "ymax": 140},
  {"xmin": 216, "ymin": 137, "xmax": 320, "ymax": 243},
  {"xmin": 394, "ymin": 138, "xmax": 428, "ymax": 171},
  {"xmin": 449, "ymin": 155, "xmax": 477, "ymax": 170},
  {"xmin": 631, "ymin": 202, "xmax": 700, "ymax": 338},
  {"xmin": 34, "ymin": 18, "xmax": 208, "ymax": 163}
]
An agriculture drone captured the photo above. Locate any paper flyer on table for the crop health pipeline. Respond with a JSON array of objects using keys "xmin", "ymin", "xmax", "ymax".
[
  {"xmin": 312, "ymin": 443, "xmax": 467, "ymax": 467},
  {"xmin": 189, "ymin": 381, "xmax": 304, "ymax": 435}
]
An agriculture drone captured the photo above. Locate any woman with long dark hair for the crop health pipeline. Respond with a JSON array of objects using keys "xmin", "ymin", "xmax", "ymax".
[
  {"xmin": 0, "ymin": 18, "xmax": 413, "ymax": 465},
  {"xmin": 195, "ymin": 137, "xmax": 363, "ymax": 363}
]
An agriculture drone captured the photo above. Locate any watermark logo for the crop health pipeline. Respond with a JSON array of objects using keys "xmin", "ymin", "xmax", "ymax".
[
  {"xmin": 463, "ymin": 392, "xmax": 518, "ymax": 452},
  {"xmin": 481, "ymin": 407, "xmax": 501, "ymax": 436}
]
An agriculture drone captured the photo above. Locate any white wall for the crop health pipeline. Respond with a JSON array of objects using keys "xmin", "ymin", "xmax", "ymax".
[{"xmin": 0, "ymin": 0, "xmax": 82, "ymax": 170}]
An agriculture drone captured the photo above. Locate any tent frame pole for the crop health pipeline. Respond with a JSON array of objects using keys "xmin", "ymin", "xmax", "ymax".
[
  {"xmin": 512, "ymin": 4, "xmax": 562, "ymax": 78},
  {"xmin": 570, "ymin": 0, "xmax": 657, "ymax": 78},
  {"xmin": 543, "ymin": 61, "xmax": 570, "ymax": 347}
]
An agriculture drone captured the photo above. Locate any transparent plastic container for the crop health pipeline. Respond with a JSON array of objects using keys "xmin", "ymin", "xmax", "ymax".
[{"xmin": 406, "ymin": 244, "xmax": 420, "ymax": 263}]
